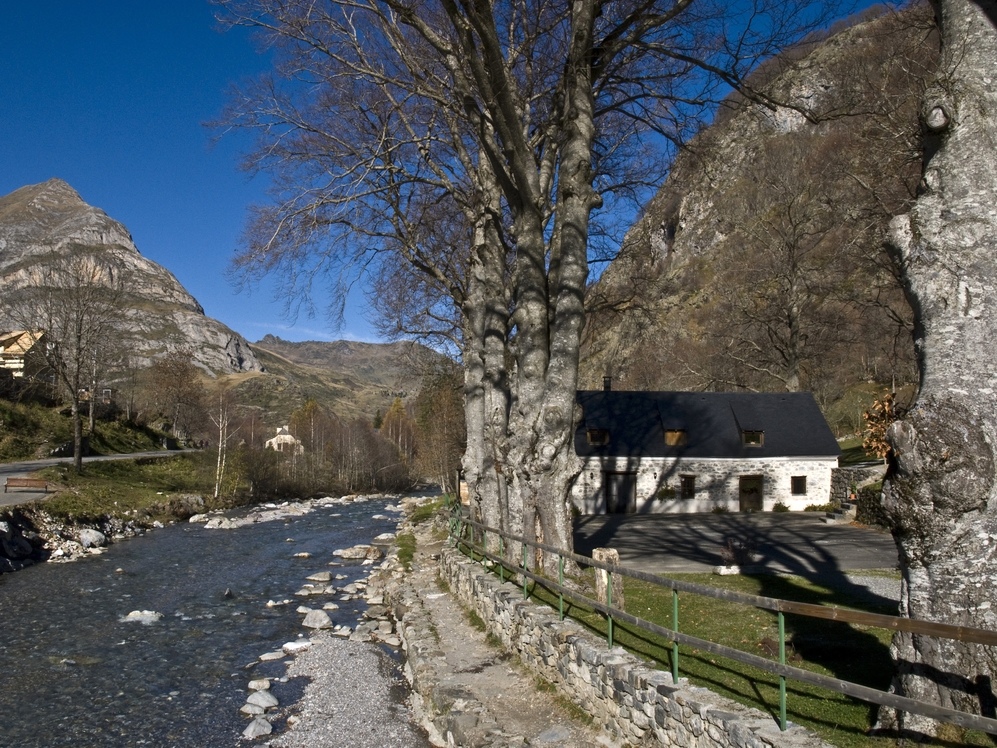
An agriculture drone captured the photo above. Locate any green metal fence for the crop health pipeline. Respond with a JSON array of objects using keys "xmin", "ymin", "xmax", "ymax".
[{"xmin": 448, "ymin": 508, "xmax": 997, "ymax": 737}]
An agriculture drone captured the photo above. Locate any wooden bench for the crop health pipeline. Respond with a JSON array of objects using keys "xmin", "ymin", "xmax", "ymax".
[{"xmin": 4, "ymin": 477, "xmax": 49, "ymax": 493}]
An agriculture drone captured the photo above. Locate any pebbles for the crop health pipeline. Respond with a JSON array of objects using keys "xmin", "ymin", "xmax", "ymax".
[{"xmin": 238, "ymin": 497, "xmax": 416, "ymax": 742}]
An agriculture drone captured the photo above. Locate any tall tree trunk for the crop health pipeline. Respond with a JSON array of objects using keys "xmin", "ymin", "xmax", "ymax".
[
  {"xmin": 881, "ymin": 0, "xmax": 997, "ymax": 737},
  {"xmin": 71, "ymin": 399, "xmax": 83, "ymax": 474},
  {"xmin": 88, "ymin": 354, "xmax": 97, "ymax": 435},
  {"xmin": 462, "ymin": 200, "xmax": 512, "ymax": 555},
  {"xmin": 503, "ymin": 1, "xmax": 596, "ymax": 574}
]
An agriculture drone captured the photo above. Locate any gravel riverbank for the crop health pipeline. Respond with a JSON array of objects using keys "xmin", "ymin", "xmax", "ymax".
[
  {"xmin": 262, "ymin": 636, "xmax": 427, "ymax": 747},
  {"xmin": 258, "ymin": 495, "xmax": 611, "ymax": 747}
]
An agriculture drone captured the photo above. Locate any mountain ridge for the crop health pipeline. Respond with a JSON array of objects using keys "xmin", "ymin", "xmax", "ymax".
[
  {"xmin": 580, "ymin": 6, "xmax": 932, "ymax": 432},
  {"xmin": 0, "ymin": 178, "xmax": 258, "ymax": 374}
]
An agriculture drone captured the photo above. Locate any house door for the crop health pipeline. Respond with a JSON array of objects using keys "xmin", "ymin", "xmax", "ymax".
[
  {"xmin": 738, "ymin": 475, "xmax": 764, "ymax": 512},
  {"xmin": 605, "ymin": 472, "xmax": 637, "ymax": 514}
]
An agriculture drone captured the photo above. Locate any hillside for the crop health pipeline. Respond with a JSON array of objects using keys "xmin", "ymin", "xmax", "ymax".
[
  {"xmin": 218, "ymin": 336, "xmax": 443, "ymax": 426},
  {"xmin": 581, "ymin": 6, "xmax": 936, "ymax": 433},
  {"xmin": 0, "ymin": 179, "xmax": 260, "ymax": 375}
]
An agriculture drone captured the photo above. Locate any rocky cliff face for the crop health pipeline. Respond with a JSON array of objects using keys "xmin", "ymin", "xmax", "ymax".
[
  {"xmin": 581, "ymin": 7, "xmax": 936, "ymax": 430},
  {"xmin": 0, "ymin": 179, "xmax": 261, "ymax": 374}
]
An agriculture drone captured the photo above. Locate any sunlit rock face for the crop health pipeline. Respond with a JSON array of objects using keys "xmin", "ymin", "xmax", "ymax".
[{"xmin": 0, "ymin": 178, "xmax": 261, "ymax": 374}]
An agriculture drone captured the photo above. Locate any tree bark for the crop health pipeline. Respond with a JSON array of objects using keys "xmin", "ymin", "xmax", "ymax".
[
  {"xmin": 462, "ymin": 216, "xmax": 512, "ymax": 552},
  {"xmin": 882, "ymin": 0, "xmax": 997, "ymax": 737}
]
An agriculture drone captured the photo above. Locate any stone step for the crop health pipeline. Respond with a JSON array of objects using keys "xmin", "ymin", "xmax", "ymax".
[{"xmin": 822, "ymin": 501, "xmax": 857, "ymax": 524}]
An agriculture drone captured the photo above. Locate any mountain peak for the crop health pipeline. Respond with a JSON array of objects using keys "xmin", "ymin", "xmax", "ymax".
[{"xmin": 0, "ymin": 180, "xmax": 262, "ymax": 375}]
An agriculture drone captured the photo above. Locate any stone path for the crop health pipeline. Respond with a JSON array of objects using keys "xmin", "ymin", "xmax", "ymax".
[{"xmin": 396, "ymin": 525, "xmax": 617, "ymax": 748}]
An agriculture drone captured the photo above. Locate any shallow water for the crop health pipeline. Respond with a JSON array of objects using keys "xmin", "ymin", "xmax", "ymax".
[{"xmin": 0, "ymin": 499, "xmax": 409, "ymax": 747}]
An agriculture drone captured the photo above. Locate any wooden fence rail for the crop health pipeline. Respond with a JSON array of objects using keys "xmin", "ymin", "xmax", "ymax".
[{"xmin": 451, "ymin": 512, "xmax": 997, "ymax": 737}]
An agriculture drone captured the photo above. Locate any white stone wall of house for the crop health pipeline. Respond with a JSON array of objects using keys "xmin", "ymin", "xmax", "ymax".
[{"xmin": 571, "ymin": 457, "xmax": 837, "ymax": 514}]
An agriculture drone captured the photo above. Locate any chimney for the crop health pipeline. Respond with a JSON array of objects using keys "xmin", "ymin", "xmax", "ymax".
[{"xmin": 603, "ymin": 375, "xmax": 612, "ymax": 392}]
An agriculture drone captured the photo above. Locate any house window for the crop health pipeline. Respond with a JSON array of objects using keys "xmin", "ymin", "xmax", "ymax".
[
  {"xmin": 791, "ymin": 475, "xmax": 807, "ymax": 495},
  {"xmin": 586, "ymin": 428, "xmax": 610, "ymax": 446},
  {"xmin": 680, "ymin": 475, "xmax": 696, "ymax": 499},
  {"xmin": 664, "ymin": 429, "xmax": 688, "ymax": 447},
  {"xmin": 742, "ymin": 430, "xmax": 764, "ymax": 447}
]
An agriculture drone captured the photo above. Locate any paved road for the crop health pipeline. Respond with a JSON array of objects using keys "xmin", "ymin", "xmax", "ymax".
[
  {"xmin": 0, "ymin": 451, "xmax": 185, "ymax": 508},
  {"xmin": 573, "ymin": 511, "xmax": 898, "ymax": 576}
]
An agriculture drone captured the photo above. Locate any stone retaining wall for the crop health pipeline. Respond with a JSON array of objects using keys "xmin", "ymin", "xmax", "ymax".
[
  {"xmin": 438, "ymin": 546, "xmax": 832, "ymax": 748},
  {"xmin": 830, "ymin": 465, "xmax": 885, "ymax": 505}
]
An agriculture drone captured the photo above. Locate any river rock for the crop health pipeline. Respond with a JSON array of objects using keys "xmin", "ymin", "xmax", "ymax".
[
  {"xmin": 77, "ymin": 528, "xmax": 107, "ymax": 548},
  {"xmin": 282, "ymin": 640, "xmax": 312, "ymax": 654},
  {"xmin": 188, "ymin": 513, "xmax": 210, "ymax": 523},
  {"xmin": 121, "ymin": 610, "xmax": 163, "ymax": 624},
  {"xmin": 258, "ymin": 651, "xmax": 286, "ymax": 662},
  {"xmin": 333, "ymin": 544, "xmax": 383, "ymax": 560},
  {"xmin": 240, "ymin": 703, "xmax": 265, "ymax": 716},
  {"xmin": 204, "ymin": 517, "xmax": 239, "ymax": 530},
  {"xmin": 242, "ymin": 717, "xmax": 272, "ymax": 739},
  {"xmin": 306, "ymin": 571, "xmax": 332, "ymax": 582},
  {"xmin": 301, "ymin": 610, "xmax": 333, "ymax": 629},
  {"xmin": 1, "ymin": 535, "xmax": 33, "ymax": 559},
  {"xmin": 247, "ymin": 690, "xmax": 279, "ymax": 709},
  {"xmin": 248, "ymin": 678, "xmax": 271, "ymax": 691}
]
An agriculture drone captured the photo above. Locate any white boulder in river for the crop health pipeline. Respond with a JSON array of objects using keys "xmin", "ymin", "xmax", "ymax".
[{"xmin": 301, "ymin": 609, "xmax": 333, "ymax": 629}]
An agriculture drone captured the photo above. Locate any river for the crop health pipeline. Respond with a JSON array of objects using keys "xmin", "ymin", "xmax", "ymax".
[{"xmin": 0, "ymin": 497, "xmax": 424, "ymax": 747}]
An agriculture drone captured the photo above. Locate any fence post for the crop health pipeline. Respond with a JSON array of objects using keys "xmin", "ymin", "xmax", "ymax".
[
  {"xmin": 779, "ymin": 611, "xmax": 787, "ymax": 731},
  {"xmin": 499, "ymin": 535, "xmax": 505, "ymax": 583},
  {"xmin": 522, "ymin": 544, "xmax": 528, "ymax": 599},
  {"xmin": 593, "ymin": 548, "xmax": 625, "ymax": 611},
  {"xmin": 607, "ymin": 574, "xmax": 614, "ymax": 648},
  {"xmin": 672, "ymin": 588, "xmax": 680, "ymax": 684},
  {"xmin": 558, "ymin": 555, "xmax": 565, "ymax": 621}
]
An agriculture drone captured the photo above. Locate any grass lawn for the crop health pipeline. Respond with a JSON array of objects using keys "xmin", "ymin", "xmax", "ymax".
[
  {"xmin": 837, "ymin": 436, "xmax": 881, "ymax": 467},
  {"xmin": 34, "ymin": 452, "xmax": 221, "ymax": 520},
  {"xmin": 495, "ymin": 560, "xmax": 992, "ymax": 748}
]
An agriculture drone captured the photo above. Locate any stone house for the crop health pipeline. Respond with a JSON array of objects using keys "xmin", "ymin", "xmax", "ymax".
[
  {"xmin": 265, "ymin": 426, "xmax": 304, "ymax": 455},
  {"xmin": 571, "ymin": 389, "xmax": 840, "ymax": 514}
]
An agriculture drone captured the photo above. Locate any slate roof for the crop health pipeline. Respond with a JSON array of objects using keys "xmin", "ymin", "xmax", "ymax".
[{"xmin": 575, "ymin": 391, "xmax": 841, "ymax": 460}]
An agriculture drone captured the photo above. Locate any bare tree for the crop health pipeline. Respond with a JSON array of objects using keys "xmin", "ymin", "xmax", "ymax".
[
  {"xmin": 707, "ymin": 135, "xmax": 856, "ymax": 393},
  {"xmin": 216, "ymin": 0, "xmax": 838, "ymax": 568},
  {"xmin": 414, "ymin": 361, "xmax": 466, "ymax": 494},
  {"xmin": 380, "ymin": 397, "xmax": 416, "ymax": 464},
  {"xmin": 209, "ymin": 388, "xmax": 241, "ymax": 499},
  {"xmin": 4, "ymin": 247, "xmax": 128, "ymax": 473},
  {"xmin": 879, "ymin": 0, "xmax": 997, "ymax": 739},
  {"xmin": 148, "ymin": 350, "xmax": 206, "ymax": 443}
]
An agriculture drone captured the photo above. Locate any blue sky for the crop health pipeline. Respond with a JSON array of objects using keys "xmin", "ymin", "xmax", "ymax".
[{"xmin": 0, "ymin": 1, "xmax": 377, "ymax": 344}]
